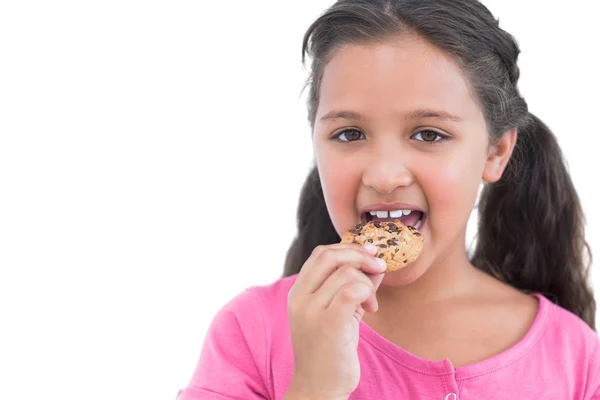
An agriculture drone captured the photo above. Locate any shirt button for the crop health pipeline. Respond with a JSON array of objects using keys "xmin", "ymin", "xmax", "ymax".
[{"xmin": 445, "ymin": 393, "xmax": 457, "ymax": 400}]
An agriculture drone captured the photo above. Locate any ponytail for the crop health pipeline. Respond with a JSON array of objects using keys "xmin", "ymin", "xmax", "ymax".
[
  {"xmin": 283, "ymin": 166, "xmax": 339, "ymax": 278},
  {"xmin": 471, "ymin": 113, "xmax": 596, "ymax": 330}
]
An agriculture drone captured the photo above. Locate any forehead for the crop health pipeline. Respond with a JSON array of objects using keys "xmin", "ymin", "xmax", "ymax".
[{"xmin": 317, "ymin": 37, "xmax": 481, "ymax": 122}]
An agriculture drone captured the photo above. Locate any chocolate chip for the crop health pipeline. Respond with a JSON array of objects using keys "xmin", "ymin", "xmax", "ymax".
[
  {"xmin": 414, "ymin": 232, "xmax": 422, "ymax": 237},
  {"xmin": 373, "ymin": 221, "xmax": 381, "ymax": 228},
  {"xmin": 377, "ymin": 236, "xmax": 385, "ymax": 240},
  {"xmin": 402, "ymin": 253, "xmax": 406, "ymax": 256},
  {"xmin": 388, "ymin": 224, "xmax": 398, "ymax": 232},
  {"xmin": 378, "ymin": 253, "xmax": 385, "ymax": 258},
  {"xmin": 367, "ymin": 238, "xmax": 373, "ymax": 243},
  {"xmin": 377, "ymin": 244, "xmax": 387, "ymax": 248},
  {"xmin": 403, "ymin": 259, "xmax": 408, "ymax": 263},
  {"xmin": 349, "ymin": 229, "xmax": 359, "ymax": 235},
  {"xmin": 387, "ymin": 239, "xmax": 398, "ymax": 246}
]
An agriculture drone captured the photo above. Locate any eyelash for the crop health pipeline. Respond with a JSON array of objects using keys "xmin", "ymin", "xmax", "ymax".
[{"xmin": 331, "ymin": 128, "xmax": 449, "ymax": 144}]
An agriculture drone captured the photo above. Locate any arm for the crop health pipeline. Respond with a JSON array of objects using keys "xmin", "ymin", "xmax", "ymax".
[{"xmin": 177, "ymin": 289, "xmax": 271, "ymax": 400}]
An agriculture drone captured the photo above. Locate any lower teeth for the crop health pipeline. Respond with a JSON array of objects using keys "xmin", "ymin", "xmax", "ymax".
[{"xmin": 414, "ymin": 218, "xmax": 423, "ymax": 230}]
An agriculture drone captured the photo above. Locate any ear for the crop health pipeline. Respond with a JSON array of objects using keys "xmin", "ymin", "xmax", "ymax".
[{"xmin": 482, "ymin": 127, "xmax": 518, "ymax": 183}]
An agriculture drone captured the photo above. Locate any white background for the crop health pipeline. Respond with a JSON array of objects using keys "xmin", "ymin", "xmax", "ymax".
[{"xmin": 0, "ymin": 1, "xmax": 598, "ymax": 399}]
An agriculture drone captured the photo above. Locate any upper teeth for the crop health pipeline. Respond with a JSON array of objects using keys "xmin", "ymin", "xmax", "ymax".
[{"xmin": 369, "ymin": 210, "xmax": 412, "ymax": 218}]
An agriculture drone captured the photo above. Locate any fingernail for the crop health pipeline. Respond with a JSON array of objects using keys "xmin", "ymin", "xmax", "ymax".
[
  {"xmin": 376, "ymin": 257, "xmax": 386, "ymax": 270},
  {"xmin": 363, "ymin": 244, "xmax": 377, "ymax": 253}
]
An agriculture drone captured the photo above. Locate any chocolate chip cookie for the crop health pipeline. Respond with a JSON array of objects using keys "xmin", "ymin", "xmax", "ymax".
[{"xmin": 340, "ymin": 219, "xmax": 423, "ymax": 272}]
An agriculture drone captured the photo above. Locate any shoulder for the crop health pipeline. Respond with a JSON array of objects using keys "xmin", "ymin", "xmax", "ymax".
[
  {"xmin": 476, "ymin": 273, "xmax": 597, "ymax": 352},
  {"xmin": 182, "ymin": 275, "xmax": 299, "ymax": 399},
  {"xmin": 536, "ymin": 294, "xmax": 600, "ymax": 381},
  {"xmin": 213, "ymin": 273, "xmax": 299, "ymax": 332},
  {"xmin": 540, "ymin": 294, "xmax": 598, "ymax": 346},
  {"xmin": 480, "ymin": 279, "xmax": 599, "ymax": 363},
  {"xmin": 227, "ymin": 273, "xmax": 298, "ymax": 311},
  {"xmin": 541, "ymin": 297, "xmax": 600, "ymax": 398},
  {"xmin": 248, "ymin": 273, "xmax": 299, "ymax": 304},
  {"xmin": 199, "ymin": 273, "xmax": 299, "ymax": 371}
]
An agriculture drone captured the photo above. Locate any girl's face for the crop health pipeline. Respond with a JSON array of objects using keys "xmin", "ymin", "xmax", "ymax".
[{"xmin": 312, "ymin": 36, "xmax": 515, "ymax": 286}]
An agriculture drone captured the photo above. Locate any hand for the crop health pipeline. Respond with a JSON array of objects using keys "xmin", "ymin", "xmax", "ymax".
[{"xmin": 286, "ymin": 243, "xmax": 386, "ymax": 399}]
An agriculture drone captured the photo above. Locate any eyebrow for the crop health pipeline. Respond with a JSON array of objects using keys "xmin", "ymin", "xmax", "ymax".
[{"xmin": 319, "ymin": 109, "xmax": 463, "ymax": 123}]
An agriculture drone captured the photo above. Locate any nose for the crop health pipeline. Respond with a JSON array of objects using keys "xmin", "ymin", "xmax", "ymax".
[{"xmin": 361, "ymin": 146, "xmax": 413, "ymax": 194}]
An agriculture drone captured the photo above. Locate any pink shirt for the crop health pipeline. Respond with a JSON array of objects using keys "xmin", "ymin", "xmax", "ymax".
[{"xmin": 177, "ymin": 274, "xmax": 600, "ymax": 399}]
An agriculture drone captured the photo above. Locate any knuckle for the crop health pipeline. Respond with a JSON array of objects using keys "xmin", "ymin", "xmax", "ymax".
[
  {"xmin": 341, "ymin": 289, "xmax": 356, "ymax": 304},
  {"xmin": 312, "ymin": 245, "xmax": 326, "ymax": 257},
  {"xmin": 340, "ymin": 287, "xmax": 354, "ymax": 304},
  {"xmin": 320, "ymin": 248, "xmax": 337, "ymax": 264}
]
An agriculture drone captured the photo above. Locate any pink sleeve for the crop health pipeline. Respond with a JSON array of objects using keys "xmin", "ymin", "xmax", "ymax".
[
  {"xmin": 176, "ymin": 289, "xmax": 271, "ymax": 400},
  {"xmin": 587, "ymin": 335, "xmax": 600, "ymax": 400}
]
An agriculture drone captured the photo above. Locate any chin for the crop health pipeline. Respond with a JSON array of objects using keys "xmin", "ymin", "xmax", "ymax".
[{"xmin": 381, "ymin": 254, "xmax": 431, "ymax": 286}]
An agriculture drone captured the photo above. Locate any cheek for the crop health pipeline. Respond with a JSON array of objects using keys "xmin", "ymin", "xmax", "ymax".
[
  {"xmin": 317, "ymin": 152, "xmax": 361, "ymax": 235},
  {"xmin": 421, "ymin": 148, "xmax": 485, "ymax": 225}
]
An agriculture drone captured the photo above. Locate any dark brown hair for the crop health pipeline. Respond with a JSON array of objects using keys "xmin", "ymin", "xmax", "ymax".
[{"xmin": 283, "ymin": 0, "xmax": 596, "ymax": 330}]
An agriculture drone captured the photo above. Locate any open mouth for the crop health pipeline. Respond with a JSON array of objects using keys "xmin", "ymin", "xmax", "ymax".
[{"xmin": 361, "ymin": 209, "xmax": 426, "ymax": 230}]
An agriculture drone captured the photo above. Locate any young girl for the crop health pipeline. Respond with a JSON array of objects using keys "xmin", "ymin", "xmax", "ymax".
[{"xmin": 178, "ymin": 0, "xmax": 598, "ymax": 399}]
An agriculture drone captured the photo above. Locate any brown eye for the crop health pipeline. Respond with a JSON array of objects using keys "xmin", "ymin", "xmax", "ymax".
[
  {"xmin": 334, "ymin": 129, "xmax": 365, "ymax": 142},
  {"xmin": 413, "ymin": 130, "xmax": 447, "ymax": 143},
  {"xmin": 422, "ymin": 131, "xmax": 437, "ymax": 141}
]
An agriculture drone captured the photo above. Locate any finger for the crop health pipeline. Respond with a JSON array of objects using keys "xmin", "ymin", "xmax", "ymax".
[
  {"xmin": 316, "ymin": 264, "xmax": 386, "ymax": 314},
  {"xmin": 295, "ymin": 244, "xmax": 386, "ymax": 295},
  {"xmin": 371, "ymin": 271, "xmax": 385, "ymax": 292},
  {"xmin": 333, "ymin": 252, "xmax": 386, "ymax": 313},
  {"xmin": 362, "ymin": 272, "xmax": 385, "ymax": 313},
  {"xmin": 312, "ymin": 265, "xmax": 376, "ymax": 310},
  {"xmin": 327, "ymin": 281, "xmax": 374, "ymax": 324}
]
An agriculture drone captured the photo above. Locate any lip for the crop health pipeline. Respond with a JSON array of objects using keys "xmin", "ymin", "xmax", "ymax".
[{"xmin": 359, "ymin": 202, "xmax": 427, "ymax": 227}]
